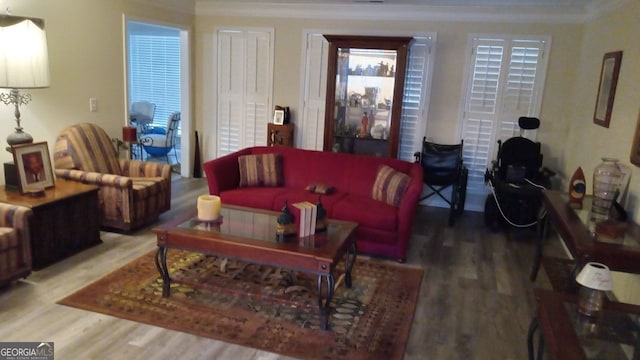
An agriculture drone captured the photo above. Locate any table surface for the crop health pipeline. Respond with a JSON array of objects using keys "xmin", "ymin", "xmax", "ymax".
[
  {"xmin": 153, "ymin": 204, "xmax": 358, "ymax": 274},
  {"xmin": 534, "ymin": 288, "xmax": 640, "ymax": 360},
  {"xmin": 541, "ymin": 190, "xmax": 640, "ymax": 274},
  {"xmin": 0, "ymin": 180, "xmax": 99, "ymax": 208}
]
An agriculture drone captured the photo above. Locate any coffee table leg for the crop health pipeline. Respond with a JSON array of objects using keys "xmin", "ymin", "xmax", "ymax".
[
  {"xmin": 317, "ymin": 273, "xmax": 335, "ymax": 331},
  {"xmin": 155, "ymin": 246, "xmax": 171, "ymax": 297},
  {"xmin": 345, "ymin": 241, "xmax": 357, "ymax": 288}
]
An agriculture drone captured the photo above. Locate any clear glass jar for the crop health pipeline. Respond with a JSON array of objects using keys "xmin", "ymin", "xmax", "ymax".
[{"xmin": 591, "ymin": 158, "xmax": 622, "ymax": 221}]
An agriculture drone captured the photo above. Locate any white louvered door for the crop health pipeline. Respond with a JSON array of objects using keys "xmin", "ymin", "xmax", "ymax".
[{"xmin": 216, "ymin": 29, "xmax": 274, "ymax": 157}]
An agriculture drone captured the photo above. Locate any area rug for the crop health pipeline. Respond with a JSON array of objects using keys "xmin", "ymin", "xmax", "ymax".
[{"xmin": 58, "ymin": 250, "xmax": 423, "ymax": 360}]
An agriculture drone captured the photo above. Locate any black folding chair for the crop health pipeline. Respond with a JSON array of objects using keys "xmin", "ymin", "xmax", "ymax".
[{"xmin": 414, "ymin": 138, "xmax": 468, "ymax": 226}]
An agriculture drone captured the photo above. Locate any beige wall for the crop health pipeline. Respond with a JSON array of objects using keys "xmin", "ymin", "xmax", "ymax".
[
  {"xmin": 194, "ymin": 15, "xmax": 583, "ymax": 166},
  {"xmin": 564, "ymin": 1, "xmax": 640, "ymax": 224},
  {"xmin": 0, "ymin": 0, "xmax": 194, "ymax": 178}
]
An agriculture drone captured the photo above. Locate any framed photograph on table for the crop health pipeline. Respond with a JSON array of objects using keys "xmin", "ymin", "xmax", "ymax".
[
  {"xmin": 12, "ymin": 141, "xmax": 55, "ymax": 194},
  {"xmin": 273, "ymin": 109, "xmax": 285, "ymax": 125},
  {"xmin": 593, "ymin": 51, "xmax": 623, "ymax": 128}
]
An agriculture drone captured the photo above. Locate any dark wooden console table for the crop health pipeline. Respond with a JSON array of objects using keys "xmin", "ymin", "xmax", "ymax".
[
  {"xmin": 0, "ymin": 180, "xmax": 101, "ymax": 269},
  {"xmin": 530, "ymin": 190, "xmax": 640, "ymax": 282},
  {"xmin": 528, "ymin": 288, "xmax": 640, "ymax": 360}
]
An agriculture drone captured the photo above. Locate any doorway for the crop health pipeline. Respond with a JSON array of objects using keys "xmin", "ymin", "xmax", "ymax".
[{"xmin": 124, "ymin": 18, "xmax": 191, "ymax": 177}]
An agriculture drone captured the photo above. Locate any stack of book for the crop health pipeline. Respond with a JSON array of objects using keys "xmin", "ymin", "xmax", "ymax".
[{"xmin": 291, "ymin": 201, "xmax": 317, "ymax": 237}]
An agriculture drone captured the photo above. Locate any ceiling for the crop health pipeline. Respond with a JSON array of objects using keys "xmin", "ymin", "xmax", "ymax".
[{"xmin": 195, "ymin": 0, "xmax": 600, "ymax": 6}]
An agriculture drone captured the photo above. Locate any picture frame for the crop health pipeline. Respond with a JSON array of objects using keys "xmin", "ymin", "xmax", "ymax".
[
  {"xmin": 273, "ymin": 109, "xmax": 285, "ymax": 125},
  {"xmin": 631, "ymin": 108, "xmax": 640, "ymax": 167},
  {"xmin": 593, "ymin": 51, "xmax": 623, "ymax": 128},
  {"xmin": 11, "ymin": 141, "xmax": 55, "ymax": 194}
]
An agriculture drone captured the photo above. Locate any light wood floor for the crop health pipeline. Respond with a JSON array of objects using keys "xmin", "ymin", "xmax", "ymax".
[{"xmin": 0, "ymin": 176, "xmax": 558, "ymax": 359}]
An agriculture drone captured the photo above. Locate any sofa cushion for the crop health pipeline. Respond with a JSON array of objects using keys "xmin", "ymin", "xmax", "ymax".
[
  {"xmin": 371, "ymin": 165, "xmax": 411, "ymax": 207},
  {"xmin": 131, "ymin": 177, "xmax": 164, "ymax": 201},
  {"xmin": 332, "ymin": 195, "xmax": 397, "ymax": 232},
  {"xmin": 238, "ymin": 154, "xmax": 283, "ymax": 187},
  {"xmin": 305, "ymin": 183, "xmax": 335, "ymax": 195},
  {"xmin": 221, "ymin": 187, "xmax": 289, "ymax": 210}
]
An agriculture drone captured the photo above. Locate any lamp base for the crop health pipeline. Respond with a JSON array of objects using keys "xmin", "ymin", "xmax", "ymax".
[{"xmin": 4, "ymin": 162, "xmax": 19, "ymax": 192}]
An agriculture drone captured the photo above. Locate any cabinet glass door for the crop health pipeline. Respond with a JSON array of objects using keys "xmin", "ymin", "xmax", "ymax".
[{"xmin": 323, "ymin": 35, "xmax": 411, "ymax": 158}]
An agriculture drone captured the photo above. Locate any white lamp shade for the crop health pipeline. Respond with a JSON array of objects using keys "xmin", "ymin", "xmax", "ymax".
[
  {"xmin": 0, "ymin": 15, "xmax": 50, "ymax": 89},
  {"xmin": 576, "ymin": 262, "xmax": 613, "ymax": 291}
]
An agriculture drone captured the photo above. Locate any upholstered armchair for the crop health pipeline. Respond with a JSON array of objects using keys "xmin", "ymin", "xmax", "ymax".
[
  {"xmin": 54, "ymin": 123, "xmax": 172, "ymax": 232},
  {"xmin": 0, "ymin": 203, "xmax": 32, "ymax": 287}
]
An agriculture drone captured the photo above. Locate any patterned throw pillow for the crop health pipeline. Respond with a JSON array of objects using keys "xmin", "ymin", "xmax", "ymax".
[
  {"xmin": 305, "ymin": 183, "xmax": 335, "ymax": 195},
  {"xmin": 371, "ymin": 165, "xmax": 411, "ymax": 207},
  {"xmin": 238, "ymin": 154, "xmax": 284, "ymax": 187}
]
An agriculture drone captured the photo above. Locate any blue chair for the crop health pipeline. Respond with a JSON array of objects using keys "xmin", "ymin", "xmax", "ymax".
[{"xmin": 140, "ymin": 112, "xmax": 181, "ymax": 165}]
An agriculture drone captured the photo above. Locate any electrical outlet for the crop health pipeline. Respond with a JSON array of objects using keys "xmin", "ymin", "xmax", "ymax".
[{"xmin": 89, "ymin": 98, "xmax": 97, "ymax": 112}]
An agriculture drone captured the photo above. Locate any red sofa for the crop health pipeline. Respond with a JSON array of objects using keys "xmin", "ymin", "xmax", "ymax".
[{"xmin": 202, "ymin": 146, "xmax": 423, "ymax": 262}]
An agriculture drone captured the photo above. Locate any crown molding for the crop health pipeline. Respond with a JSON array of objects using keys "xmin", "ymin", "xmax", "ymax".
[
  {"xmin": 195, "ymin": 2, "xmax": 593, "ymax": 23},
  {"xmin": 134, "ymin": 0, "xmax": 196, "ymax": 15}
]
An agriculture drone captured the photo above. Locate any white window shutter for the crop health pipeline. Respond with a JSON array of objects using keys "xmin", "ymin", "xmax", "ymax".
[
  {"xmin": 216, "ymin": 29, "xmax": 273, "ymax": 156},
  {"xmin": 399, "ymin": 36, "xmax": 435, "ymax": 162},
  {"xmin": 300, "ymin": 33, "xmax": 329, "ymax": 150},
  {"xmin": 460, "ymin": 35, "xmax": 549, "ymax": 200}
]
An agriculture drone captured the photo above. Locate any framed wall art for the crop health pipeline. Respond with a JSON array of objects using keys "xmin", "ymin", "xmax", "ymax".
[
  {"xmin": 631, "ymin": 108, "xmax": 640, "ymax": 166},
  {"xmin": 11, "ymin": 141, "xmax": 55, "ymax": 194},
  {"xmin": 593, "ymin": 51, "xmax": 623, "ymax": 128}
]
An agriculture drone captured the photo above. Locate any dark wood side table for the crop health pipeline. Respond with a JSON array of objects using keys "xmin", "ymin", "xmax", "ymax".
[
  {"xmin": 528, "ymin": 288, "xmax": 640, "ymax": 360},
  {"xmin": 267, "ymin": 123, "xmax": 294, "ymax": 147},
  {"xmin": 531, "ymin": 190, "xmax": 640, "ymax": 282},
  {"xmin": 0, "ymin": 180, "xmax": 101, "ymax": 270}
]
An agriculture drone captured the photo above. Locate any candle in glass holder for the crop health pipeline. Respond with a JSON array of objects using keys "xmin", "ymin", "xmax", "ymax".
[{"xmin": 197, "ymin": 195, "xmax": 221, "ymax": 221}]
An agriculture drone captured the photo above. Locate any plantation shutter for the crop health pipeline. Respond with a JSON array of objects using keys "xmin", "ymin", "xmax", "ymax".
[
  {"xmin": 460, "ymin": 36, "xmax": 549, "ymax": 204},
  {"xmin": 299, "ymin": 33, "xmax": 329, "ymax": 150},
  {"xmin": 216, "ymin": 29, "xmax": 273, "ymax": 156},
  {"xmin": 128, "ymin": 24, "xmax": 181, "ymax": 129},
  {"xmin": 399, "ymin": 36, "xmax": 435, "ymax": 162}
]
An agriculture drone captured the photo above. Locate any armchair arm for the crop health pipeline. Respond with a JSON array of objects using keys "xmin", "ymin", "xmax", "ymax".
[
  {"xmin": 119, "ymin": 159, "xmax": 172, "ymax": 180},
  {"xmin": 0, "ymin": 203, "xmax": 33, "ymax": 267},
  {"xmin": 202, "ymin": 147, "xmax": 253, "ymax": 195},
  {"xmin": 55, "ymin": 169, "xmax": 132, "ymax": 188}
]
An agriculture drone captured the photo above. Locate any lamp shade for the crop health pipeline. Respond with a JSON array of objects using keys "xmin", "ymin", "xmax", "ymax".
[
  {"xmin": 0, "ymin": 15, "xmax": 50, "ymax": 89},
  {"xmin": 576, "ymin": 262, "xmax": 613, "ymax": 291}
]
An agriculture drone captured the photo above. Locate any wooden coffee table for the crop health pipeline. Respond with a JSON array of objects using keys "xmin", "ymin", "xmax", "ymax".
[{"xmin": 152, "ymin": 204, "xmax": 358, "ymax": 330}]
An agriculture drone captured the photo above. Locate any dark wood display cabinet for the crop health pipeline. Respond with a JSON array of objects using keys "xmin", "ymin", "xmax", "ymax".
[
  {"xmin": 322, "ymin": 35, "xmax": 412, "ymax": 158},
  {"xmin": 0, "ymin": 180, "xmax": 101, "ymax": 269}
]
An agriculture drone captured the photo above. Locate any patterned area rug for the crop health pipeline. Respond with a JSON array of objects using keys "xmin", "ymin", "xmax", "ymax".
[{"xmin": 58, "ymin": 250, "xmax": 423, "ymax": 360}]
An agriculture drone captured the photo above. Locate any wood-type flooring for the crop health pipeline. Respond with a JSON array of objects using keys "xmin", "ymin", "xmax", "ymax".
[{"xmin": 0, "ymin": 176, "xmax": 559, "ymax": 359}]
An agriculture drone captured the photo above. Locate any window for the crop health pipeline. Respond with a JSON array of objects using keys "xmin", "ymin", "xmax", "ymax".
[
  {"xmin": 460, "ymin": 35, "xmax": 550, "ymax": 207},
  {"xmin": 127, "ymin": 21, "xmax": 181, "ymax": 129},
  {"xmin": 215, "ymin": 28, "xmax": 274, "ymax": 156}
]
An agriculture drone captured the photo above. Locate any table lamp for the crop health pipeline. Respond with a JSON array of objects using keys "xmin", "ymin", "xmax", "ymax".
[
  {"xmin": 0, "ymin": 14, "xmax": 50, "ymax": 190},
  {"xmin": 575, "ymin": 262, "xmax": 613, "ymax": 316}
]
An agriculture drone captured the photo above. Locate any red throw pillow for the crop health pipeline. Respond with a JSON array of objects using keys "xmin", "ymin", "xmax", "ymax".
[{"xmin": 371, "ymin": 165, "xmax": 411, "ymax": 207}]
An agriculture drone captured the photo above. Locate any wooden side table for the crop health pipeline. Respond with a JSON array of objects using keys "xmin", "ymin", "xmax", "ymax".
[
  {"xmin": 267, "ymin": 123, "xmax": 294, "ymax": 147},
  {"xmin": 531, "ymin": 190, "xmax": 640, "ymax": 282},
  {"xmin": 0, "ymin": 180, "xmax": 102, "ymax": 269},
  {"xmin": 528, "ymin": 288, "xmax": 640, "ymax": 360}
]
